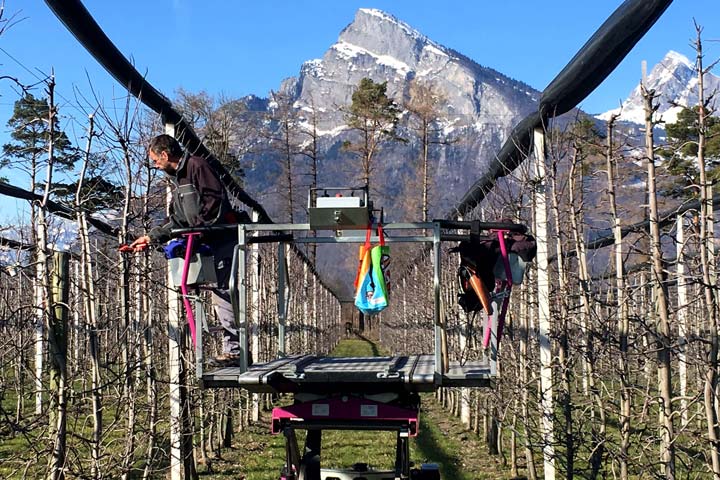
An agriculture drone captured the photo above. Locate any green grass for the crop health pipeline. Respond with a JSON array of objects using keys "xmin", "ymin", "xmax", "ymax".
[
  {"xmin": 2, "ymin": 336, "xmax": 511, "ymax": 479},
  {"xmin": 198, "ymin": 334, "xmax": 511, "ymax": 479},
  {"xmin": 413, "ymin": 399, "xmax": 513, "ymax": 480},
  {"xmin": 329, "ymin": 335, "xmax": 383, "ymax": 357},
  {"xmin": 0, "ymin": 378, "xmax": 168, "ymax": 479}
]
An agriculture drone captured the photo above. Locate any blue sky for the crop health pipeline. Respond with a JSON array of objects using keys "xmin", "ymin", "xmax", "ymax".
[
  {"xmin": 0, "ymin": 0, "xmax": 718, "ymax": 222},
  {"xmin": 1, "ymin": 1, "xmax": 717, "ymax": 120}
]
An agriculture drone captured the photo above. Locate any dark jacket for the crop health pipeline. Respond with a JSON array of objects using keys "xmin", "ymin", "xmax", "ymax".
[{"xmin": 149, "ymin": 152, "xmax": 236, "ymax": 244}]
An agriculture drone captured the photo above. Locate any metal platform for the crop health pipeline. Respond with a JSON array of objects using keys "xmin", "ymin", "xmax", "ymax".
[
  {"xmin": 173, "ymin": 219, "xmax": 520, "ymax": 386},
  {"xmin": 201, "ymin": 354, "xmax": 493, "ymax": 392}
]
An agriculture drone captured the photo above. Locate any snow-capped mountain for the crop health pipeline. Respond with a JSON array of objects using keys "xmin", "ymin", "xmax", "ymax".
[
  {"xmin": 243, "ymin": 8, "xmax": 542, "ymax": 218},
  {"xmin": 284, "ymin": 8, "xmax": 539, "ymax": 131},
  {"xmin": 597, "ymin": 50, "xmax": 720, "ymax": 125}
]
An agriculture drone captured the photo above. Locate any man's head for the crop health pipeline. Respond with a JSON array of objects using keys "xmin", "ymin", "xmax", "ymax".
[{"xmin": 148, "ymin": 134, "xmax": 183, "ymax": 174}]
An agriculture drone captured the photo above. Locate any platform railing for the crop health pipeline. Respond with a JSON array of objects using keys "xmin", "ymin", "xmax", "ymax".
[{"xmin": 224, "ymin": 220, "xmax": 522, "ymax": 382}]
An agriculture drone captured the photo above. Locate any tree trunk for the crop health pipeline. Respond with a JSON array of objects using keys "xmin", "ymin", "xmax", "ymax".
[
  {"xmin": 75, "ymin": 115, "xmax": 102, "ymax": 479},
  {"xmin": 520, "ymin": 279, "xmax": 538, "ymax": 480},
  {"xmin": 48, "ymin": 251, "xmax": 69, "ymax": 480},
  {"xmin": 142, "ymin": 253, "xmax": 157, "ymax": 480},
  {"xmin": 605, "ymin": 113, "xmax": 631, "ymax": 480},
  {"xmin": 642, "ymin": 73, "xmax": 676, "ymax": 480},
  {"xmin": 568, "ymin": 135, "xmax": 606, "ymax": 480},
  {"xmin": 549, "ymin": 140, "xmax": 572, "ymax": 480}
]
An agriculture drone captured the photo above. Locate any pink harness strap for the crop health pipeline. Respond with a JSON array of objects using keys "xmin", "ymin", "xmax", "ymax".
[
  {"xmin": 481, "ymin": 230, "xmax": 513, "ymax": 349},
  {"xmin": 180, "ymin": 233, "xmax": 200, "ymax": 347}
]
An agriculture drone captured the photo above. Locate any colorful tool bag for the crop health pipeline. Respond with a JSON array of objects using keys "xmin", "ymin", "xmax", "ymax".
[{"xmin": 354, "ymin": 224, "xmax": 390, "ymax": 315}]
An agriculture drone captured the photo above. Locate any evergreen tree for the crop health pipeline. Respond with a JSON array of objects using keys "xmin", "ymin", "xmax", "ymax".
[
  {"xmin": 660, "ymin": 106, "xmax": 720, "ymax": 197},
  {"xmin": 666, "ymin": 106, "xmax": 720, "ymax": 158},
  {"xmin": 53, "ymin": 174, "xmax": 125, "ymax": 210},
  {"xmin": 2, "ymin": 92, "xmax": 79, "ymax": 191},
  {"xmin": 343, "ymin": 78, "xmax": 402, "ymax": 193}
]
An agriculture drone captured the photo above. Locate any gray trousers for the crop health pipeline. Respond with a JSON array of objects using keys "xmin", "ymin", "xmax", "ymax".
[
  {"xmin": 211, "ymin": 288, "xmax": 238, "ymax": 355},
  {"xmin": 210, "ymin": 240, "xmax": 239, "ymax": 355}
]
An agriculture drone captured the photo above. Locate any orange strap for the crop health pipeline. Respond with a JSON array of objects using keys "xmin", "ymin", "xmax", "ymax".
[
  {"xmin": 353, "ymin": 224, "xmax": 374, "ymax": 289},
  {"xmin": 467, "ymin": 268, "xmax": 493, "ymax": 315}
]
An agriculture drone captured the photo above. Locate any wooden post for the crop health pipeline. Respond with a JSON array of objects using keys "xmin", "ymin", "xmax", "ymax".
[
  {"xmin": 250, "ymin": 222, "xmax": 260, "ymax": 423},
  {"xmin": 676, "ymin": 215, "xmax": 689, "ymax": 428},
  {"xmin": 48, "ymin": 250, "xmax": 69, "ymax": 480},
  {"xmin": 533, "ymin": 127, "xmax": 555, "ymax": 480},
  {"xmin": 166, "ymin": 125, "xmax": 196, "ymax": 480},
  {"xmin": 34, "ymin": 256, "xmax": 45, "ymax": 416}
]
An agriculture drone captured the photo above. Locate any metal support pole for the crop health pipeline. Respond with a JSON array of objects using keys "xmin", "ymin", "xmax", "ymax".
[
  {"xmin": 236, "ymin": 224, "xmax": 249, "ymax": 372},
  {"xmin": 283, "ymin": 427, "xmax": 301, "ymax": 479},
  {"xmin": 301, "ymin": 429, "xmax": 322, "ymax": 479},
  {"xmin": 278, "ymin": 242, "xmax": 287, "ymax": 357},
  {"xmin": 456, "ymin": 215, "xmax": 471, "ymax": 427},
  {"xmin": 249, "ymin": 215, "xmax": 261, "ymax": 423},
  {"xmin": 194, "ymin": 296, "xmax": 206, "ymax": 380},
  {"xmin": 488, "ymin": 300, "xmax": 499, "ymax": 372},
  {"xmin": 433, "ymin": 221, "xmax": 444, "ymax": 376},
  {"xmin": 395, "ymin": 429, "xmax": 411, "ymax": 478},
  {"xmin": 534, "ymin": 127, "xmax": 556, "ymax": 480}
]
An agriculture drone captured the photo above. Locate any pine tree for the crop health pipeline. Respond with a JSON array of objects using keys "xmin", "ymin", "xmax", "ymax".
[
  {"xmin": 2, "ymin": 92, "xmax": 79, "ymax": 191},
  {"xmin": 52, "ymin": 173, "xmax": 125, "ymax": 211},
  {"xmin": 660, "ymin": 107, "xmax": 720, "ymax": 197},
  {"xmin": 343, "ymin": 78, "xmax": 402, "ymax": 193},
  {"xmin": 666, "ymin": 106, "xmax": 720, "ymax": 158}
]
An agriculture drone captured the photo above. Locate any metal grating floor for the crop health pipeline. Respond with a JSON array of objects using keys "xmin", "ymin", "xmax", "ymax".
[{"xmin": 201, "ymin": 354, "xmax": 494, "ymax": 392}]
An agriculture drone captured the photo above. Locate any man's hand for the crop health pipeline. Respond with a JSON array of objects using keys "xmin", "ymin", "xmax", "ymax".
[{"xmin": 128, "ymin": 235, "xmax": 151, "ymax": 252}]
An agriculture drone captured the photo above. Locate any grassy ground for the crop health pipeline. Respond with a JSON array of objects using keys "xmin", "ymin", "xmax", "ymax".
[
  {"xmin": 0, "ymin": 336, "xmax": 511, "ymax": 479},
  {"xmin": 199, "ymin": 335, "xmax": 512, "ymax": 479},
  {"xmin": 3, "ymin": 336, "xmax": 712, "ymax": 478}
]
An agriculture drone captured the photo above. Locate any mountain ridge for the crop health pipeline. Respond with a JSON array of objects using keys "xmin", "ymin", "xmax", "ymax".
[
  {"xmin": 241, "ymin": 8, "xmax": 542, "ymax": 223},
  {"xmin": 597, "ymin": 50, "xmax": 720, "ymax": 125}
]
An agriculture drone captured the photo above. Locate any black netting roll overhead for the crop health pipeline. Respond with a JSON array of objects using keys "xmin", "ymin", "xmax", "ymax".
[
  {"xmin": 539, "ymin": 0, "xmax": 673, "ymax": 117},
  {"xmin": 44, "ymin": 0, "xmax": 179, "ymax": 123},
  {"xmin": 453, "ymin": 0, "xmax": 673, "ymax": 218},
  {"xmin": 456, "ymin": 112, "xmax": 542, "ymax": 214},
  {"xmin": 45, "ymin": 0, "xmax": 272, "ymax": 222}
]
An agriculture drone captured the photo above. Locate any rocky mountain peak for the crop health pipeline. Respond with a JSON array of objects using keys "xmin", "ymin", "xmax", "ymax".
[
  {"xmin": 598, "ymin": 50, "xmax": 718, "ymax": 125},
  {"xmin": 663, "ymin": 50, "xmax": 694, "ymax": 69},
  {"xmin": 246, "ymin": 8, "xmax": 541, "ymax": 224},
  {"xmin": 335, "ymin": 8, "xmax": 451, "ymax": 70},
  {"xmin": 285, "ymin": 8, "xmax": 538, "ymax": 135}
]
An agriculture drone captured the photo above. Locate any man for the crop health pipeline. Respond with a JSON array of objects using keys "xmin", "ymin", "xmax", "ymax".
[{"xmin": 130, "ymin": 134, "xmax": 244, "ymax": 364}]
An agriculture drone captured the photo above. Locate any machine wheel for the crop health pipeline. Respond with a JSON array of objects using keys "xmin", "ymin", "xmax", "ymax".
[{"xmin": 410, "ymin": 464, "xmax": 441, "ymax": 479}]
